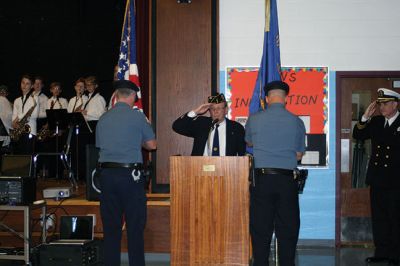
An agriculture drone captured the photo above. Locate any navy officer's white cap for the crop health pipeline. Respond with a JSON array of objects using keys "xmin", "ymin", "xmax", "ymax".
[{"xmin": 376, "ymin": 88, "xmax": 400, "ymax": 103}]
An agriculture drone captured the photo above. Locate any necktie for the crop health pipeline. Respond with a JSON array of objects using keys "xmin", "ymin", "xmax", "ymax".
[
  {"xmin": 212, "ymin": 124, "xmax": 220, "ymax": 156},
  {"xmin": 384, "ymin": 120, "xmax": 389, "ymax": 129},
  {"xmin": 50, "ymin": 100, "xmax": 55, "ymax": 109}
]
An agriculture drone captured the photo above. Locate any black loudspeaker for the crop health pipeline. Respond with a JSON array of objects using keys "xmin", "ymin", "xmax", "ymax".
[{"xmin": 86, "ymin": 144, "xmax": 100, "ymax": 201}]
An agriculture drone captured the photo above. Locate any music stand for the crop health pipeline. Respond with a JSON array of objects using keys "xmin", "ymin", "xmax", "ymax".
[
  {"xmin": 48, "ymin": 109, "xmax": 69, "ymax": 179},
  {"xmin": 46, "ymin": 109, "xmax": 69, "ymax": 134},
  {"xmin": 65, "ymin": 112, "xmax": 92, "ymax": 181},
  {"xmin": 68, "ymin": 112, "xmax": 92, "ymax": 134},
  {"xmin": 0, "ymin": 119, "xmax": 9, "ymax": 152},
  {"xmin": 33, "ymin": 109, "xmax": 77, "ymax": 190},
  {"xmin": 0, "ymin": 119, "xmax": 8, "ymax": 137}
]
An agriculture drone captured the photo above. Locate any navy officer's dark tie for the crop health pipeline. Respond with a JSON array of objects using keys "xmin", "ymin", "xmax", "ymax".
[
  {"xmin": 212, "ymin": 124, "xmax": 220, "ymax": 156},
  {"xmin": 384, "ymin": 120, "xmax": 389, "ymax": 129}
]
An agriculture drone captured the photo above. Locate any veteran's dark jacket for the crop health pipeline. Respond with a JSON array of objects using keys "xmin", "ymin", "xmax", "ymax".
[
  {"xmin": 352, "ymin": 114, "xmax": 400, "ymax": 188},
  {"xmin": 172, "ymin": 113, "xmax": 246, "ymax": 156}
]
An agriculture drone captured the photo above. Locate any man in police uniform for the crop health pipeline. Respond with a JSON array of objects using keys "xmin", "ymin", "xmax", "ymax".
[
  {"xmin": 96, "ymin": 80, "xmax": 156, "ymax": 266},
  {"xmin": 245, "ymin": 81, "xmax": 306, "ymax": 266},
  {"xmin": 353, "ymin": 88, "xmax": 400, "ymax": 265},
  {"xmin": 172, "ymin": 93, "xmax": 245, "ymax": 156}
]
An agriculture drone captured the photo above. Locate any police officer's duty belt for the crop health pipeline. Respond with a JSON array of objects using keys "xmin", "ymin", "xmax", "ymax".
[
  {"xmin": 255, "ymin": 168, "xmax": 294, "ymax": 177},
  {"xmin": 98, "ymin": 162, "xmax": 143, "ymax": 169}
]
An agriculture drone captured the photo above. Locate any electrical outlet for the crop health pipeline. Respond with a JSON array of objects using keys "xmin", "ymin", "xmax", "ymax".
[{"xmin": 40, "ymin": 213, "xmax": 55, "ymax": 230}]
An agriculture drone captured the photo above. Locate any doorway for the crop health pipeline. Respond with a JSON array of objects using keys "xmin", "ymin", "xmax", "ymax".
[{"xmin": 336, "ymin": 71, "xmax": 400, "ymax": 246}]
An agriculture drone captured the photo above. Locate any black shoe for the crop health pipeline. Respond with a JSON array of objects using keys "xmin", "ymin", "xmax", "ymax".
[
  {"xmin": 388, "ymin": 259, "xmax": 400, "ymax": 266},
  {"xmin": 365, "ymin": 256, "xmax": 388, "ymax": 263}
]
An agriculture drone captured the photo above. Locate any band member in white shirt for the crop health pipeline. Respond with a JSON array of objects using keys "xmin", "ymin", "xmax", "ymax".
[
  {"xmin": 82, "ymin": 76, "xmax": 106, "ymax": 137},
  {"xmin": 68, "ymin": 78, "xmax": 88, "ymax": 113},
  {"xmin": 47, "ymin": 82, "xmax": 68, "ymax": 110},
  {"xmin": 33, "ymin": 76, "xmax": 49, "ymax": 130},
  {"xmin": 11, "ymin": 74, "xmax": 39, "ymax": 154},
  {"xmin": 0, "ymin": 85, "xmax": 12, "ymax": 149}
]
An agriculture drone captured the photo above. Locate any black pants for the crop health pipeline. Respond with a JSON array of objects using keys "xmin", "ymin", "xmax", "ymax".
[
  {"xmin": 370, "ymin": 186, "xmax": 400, "ymax": 260},
  {"xmin": 250, "ymin": 173, "xmax": 299, "ymax": 266},
  {"xmin": 99, "ymin": 168, "xmax": 146, "ymax": 266}
]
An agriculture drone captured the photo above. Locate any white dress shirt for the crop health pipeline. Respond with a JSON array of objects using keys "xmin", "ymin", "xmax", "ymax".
[
  {"xmin": 68, "ymin": 95, "xmax": 88, "ymax": 113},
  {"xmin": 12, "ymin": 94, "xmax": 39, "ymax": 135},
  {"xmin": 47, "ymin": 96, "xmax": 68, "ymax": 110},
  {"xmin": 385, "ymin": 111, "xmax": 399, "ymax": 127},
  {"xmin": 203, "ymin": 119, "xmax": 227, "ymax": 156},
  {"xmin": 0, "ymin": 96, "xmax": 12, "ymax": 146},
  {"xmin": 33, "ymin": 91, "xmax": 48, "ymax": 118},
  {"xmin": 84, "ymin": 93, "xmax": 106, "ymax": 121}
]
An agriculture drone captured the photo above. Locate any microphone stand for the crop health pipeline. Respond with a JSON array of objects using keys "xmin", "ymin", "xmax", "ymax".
[
  {"xmin": 55, "ymin": 121, "xmax": 60, "ymax": 179},
  {"xmin": 75, "ymin": 125, "xmax": 80, "ymax": 180}
]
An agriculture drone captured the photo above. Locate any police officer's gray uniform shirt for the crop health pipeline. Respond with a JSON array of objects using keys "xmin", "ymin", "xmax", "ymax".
[
  {"xmin": 96, "ymin": 102, "xmax": 155, "ymax": 163},
  {"xmin": 245, "ymin": 103, "xmax": 306, "ymax": 169}
]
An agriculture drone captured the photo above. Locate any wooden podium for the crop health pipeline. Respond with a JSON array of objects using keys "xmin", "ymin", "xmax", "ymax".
[{"xmin": 170, "ymin": 156, "xmax": 250, "ymax": 265}]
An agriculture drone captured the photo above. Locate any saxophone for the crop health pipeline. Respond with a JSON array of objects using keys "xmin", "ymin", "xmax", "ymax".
[
  {"xmin": 73, "ymin": 95, "xmax": 84, "ymax": 112},
  {"xmin": 37, "ymin": 97, "xmax": 59, "ymax": 141},
  {"xmin": 37, "ymin": 123, "xmax": 53, "ymax": 141},
  {"xmin": 10, "ymin": 96, "xmax": 38, "ymax": 141}
]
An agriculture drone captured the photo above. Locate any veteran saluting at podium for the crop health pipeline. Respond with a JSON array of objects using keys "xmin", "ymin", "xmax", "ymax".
[
  {"xmin": 353, "ymin": 88, "xmax": 400, "ymax": 265},
  {"xmin": 172, "ymin": 93, "xmax": 246, "ymax": 156}
]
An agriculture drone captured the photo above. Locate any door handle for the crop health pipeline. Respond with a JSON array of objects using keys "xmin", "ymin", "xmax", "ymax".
[{"xmin": 341, "ymin": 139, "xmax": 350, "ymax": 173}]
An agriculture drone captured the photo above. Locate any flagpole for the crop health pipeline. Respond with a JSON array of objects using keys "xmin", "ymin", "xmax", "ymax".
[
  {"xmin": 265, "ymin": 0, "xmax": 271, "ymax": 31},
  {"xmin": 259, "ymin": 0, "xmax": 271, "ymax": 111},
  {"xmin": 121, "ymin": 0, "xmax": 130, "ymax": 43}
]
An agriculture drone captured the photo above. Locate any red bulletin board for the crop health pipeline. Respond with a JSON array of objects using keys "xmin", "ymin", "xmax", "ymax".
[{"xmin": 226, "ymin": 67, "xmax": 329, "ymax": 134}]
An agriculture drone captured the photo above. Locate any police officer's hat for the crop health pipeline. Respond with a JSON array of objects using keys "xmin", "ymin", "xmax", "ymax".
[
  {"xmin": 113, "ymin": 80, "xmax": 139, "ymax": 92},
  {"xmin": 208, "ymin": 93, "xmax": 226, "ymax": 104},
  {"xmin": 264, "ymin": 81, "xmax": 290, "ymax": 95},
  {"xmin": 376, "ymin": 88, "xmax": 400, "ymax": 103}
]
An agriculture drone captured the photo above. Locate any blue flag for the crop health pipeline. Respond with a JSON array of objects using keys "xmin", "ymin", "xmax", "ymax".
[{"xmin": 249, "ymin": 0, "xmax": 281, "ymax": 114}]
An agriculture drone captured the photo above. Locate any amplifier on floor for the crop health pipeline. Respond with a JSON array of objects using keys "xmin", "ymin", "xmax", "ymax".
[
  {"xmin": 0, "ymin": 155, "xmax": 35, "ymax": 205},
  {"xmin": 37, "ymin": 239, "xmax": 103, "ymax": 266}
]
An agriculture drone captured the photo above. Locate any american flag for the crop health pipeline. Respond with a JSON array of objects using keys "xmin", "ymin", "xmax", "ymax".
[{"xmin": 112, "ymin": 0, "xmax": 142, "ymax": 110}]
